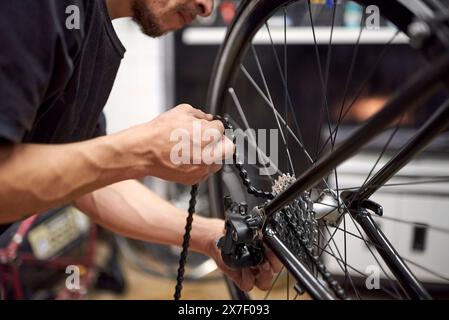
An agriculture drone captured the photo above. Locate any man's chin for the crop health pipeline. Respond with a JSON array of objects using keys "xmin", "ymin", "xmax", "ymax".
[
  {"xmin": 136, "ymin": 22, "xmax": 166, "ymax": 38},
  {"xmin": 145, "ymin": 26, "xmax": 185, "ymax": 38},
  {"xmin": 145, "ymin": 29, "xmax": 167, "ymax": 38}
]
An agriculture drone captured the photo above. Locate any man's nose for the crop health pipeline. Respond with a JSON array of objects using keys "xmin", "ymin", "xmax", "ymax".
[{"xmin": 195, "ymin": 0, "xmax": 213, "ymax": 17}]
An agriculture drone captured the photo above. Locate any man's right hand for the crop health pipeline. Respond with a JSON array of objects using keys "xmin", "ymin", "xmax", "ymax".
[{"xmin": 121, "ymin": 104, "xmax": 235, "ymax": 185}]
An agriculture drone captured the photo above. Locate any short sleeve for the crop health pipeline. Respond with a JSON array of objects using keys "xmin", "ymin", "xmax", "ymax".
[
  {"xmin": 92, "ymin": 112, "xmax": 107, "ymax": 138},
  {"xmin": 0, "ymin": 0, "xmax": 83, "ymax": 143}
]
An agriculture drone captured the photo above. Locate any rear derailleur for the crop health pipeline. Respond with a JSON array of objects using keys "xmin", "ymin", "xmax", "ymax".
[{"xmin": 217, "ymin": 196, "xmax": 266, "ymax": 269}]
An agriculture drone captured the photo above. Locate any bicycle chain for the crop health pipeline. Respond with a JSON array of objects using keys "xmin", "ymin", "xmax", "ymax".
[
  {"xmin": 174, "ymin": 184, "xmax": 198, "ymax": 300},
  {"xmin": 214, "ymin": 115, "xmax": 347, "ymax": 300},
  {"xmin": 214, "ymin": 115, "xmax": 275, "ymax": 200}
]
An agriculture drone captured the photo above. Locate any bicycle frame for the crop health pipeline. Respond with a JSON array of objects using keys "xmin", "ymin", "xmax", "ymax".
[{"xmin": 262, "ymin": 53, "xmax": 449, "ymax": 300}]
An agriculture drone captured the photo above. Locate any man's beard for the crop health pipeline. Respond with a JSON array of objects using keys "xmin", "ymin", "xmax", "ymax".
[{"xmin": 132, "ymin": 0, "xmax": 165, "ymax": 38}]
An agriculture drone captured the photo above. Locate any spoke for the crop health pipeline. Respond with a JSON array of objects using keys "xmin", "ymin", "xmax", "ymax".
[
  {"xmin": 250, "ymin": 45, "xmax": 274, "ymax": 104},
  {"xmin": 343, "ymin": 215, "xmax": 349, "ymax": 292},
  {"xmin": 316, "ymin": 30, "xmax": 400, "ymax": 158},
  {"xmin": 275, "ymin": 215, "xmax": 394, "ymax": 298},
  {"xmin": 242, "ymin": 65, "xmax": 339, "ymax": 192},
  {"xmin": 373, "ymin": 215, "xmax": 449, "ymax": 234},
  {"xmin": 240, "ymin": 65, "xmax": 314, "ymax": 164},
  {"xmin": 332, "ymin": 225, "xmax": 449, "ymax": 283},
  {"xmin": 333, "ymin": 6, "xmax": 365, "ymax": 145},
  {"xmin": 267, "ymin": 210, "xmax": 379, "ymax": 298},
  {"xmin": 348, "ymin": 118, "xmax": 403, "ymax": 204},
  {"xmin": 306, "ymin": 0, "xmax": 335, "ymax": 159},
  {"xmin": 229, "ymin": 88, "xmax": 257, "ymax": 145},
  {"xmin": 249, "ymin": 45, "xmax": 295, "ymax": 175},
  {"xmin": 402, "ymin": 257, "xmax": 449, "ymax": 282},
  {"xmin": 322, "ymin": 0, "xmax": 343, "ymax": 232},
  {"xmin": 306, "ymin": 0, "xmax": 344, "ymax": 239},
  {"xmin": 320, "ymin": 226, "xmax": 362, "ymax": 299},
  {"xmin": 361, "ymin": 118, "xmax": 402, "ymax": 185},
  {"xmin": 336, "ymin": 176, "xmax": 449, "ymax": 191},
  {"xmin": 329, "ymin": 6, "xmax": 365, "ymax": 245},
  {"xmin": 265, "ymin": 211, "xmax": 401, "ymax": 299},
  {"xmin": 264, "ymin": 267, "xmax": 285, "ymax": 300},
  {"xmin": 226, "ymin": 114, "xmax": 281, "ymax": 178},
  {"xmin": 323, "ymin": 0, "xmax": 338, "ymax": 151},
  {"xmin": 345, "ymin": 212, "xmax": 405, "ymax": 298},
  {"xmin": 319, "ymin": 203, "xmax": 405, "ymax": 298},
  {"xmin": 334, "ymin": 224, "xmax": 412, "ymax": 254},
  {"xmin": 318, "ymin": 222, "xmax": 339, "ymax": 259},
  {"xmin": 261, "ymin": 25, "xmax": 306, "ymax": 149},
  {"xmin": 241, "ymin": 63, "xmax": 342, "ymax": 200},
  {"xmin": 228, "ymin": 88, "xmax": 281, "ymax": 177},
  {"xmin": 313, "ymin": 241, "xmax": 404, "ymax": 299},
  {"xmin": 226, "ymin": 108, "xmax": 335, "ymax": 198},
  {"xmin": 283, "ymin": 6, "xmax": 290, "ymax": 178},
  {"xmin": 314, "ymin": 243, "xmax": 368, "ymax": 277},
  {"xmin": 315, "ymin": 201, "xmax": 340, "ymax": 209}
]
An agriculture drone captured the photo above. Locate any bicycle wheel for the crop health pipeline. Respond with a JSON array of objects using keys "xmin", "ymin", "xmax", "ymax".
[{"xmin": 207, "ymin": 0, "xmax": 449, "ymax": 300}]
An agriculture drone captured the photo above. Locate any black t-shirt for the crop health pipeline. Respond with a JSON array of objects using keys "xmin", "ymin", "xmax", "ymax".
[
  {"xmin": 0, "ymin": 0, "xmax": 125, "ymax": 234},
  {"xmin": 0, "ymin": 0, "xmax": 125, "ymax": 144}
]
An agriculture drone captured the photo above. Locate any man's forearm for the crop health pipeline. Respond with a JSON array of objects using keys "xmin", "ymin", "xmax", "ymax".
[
  {"xmin": 0, "ymin": 105, "xmax": 230, "ymax": 224},
  {"xmin": 0, "ymin": 132, "xmax": 148, "ymax": 223},
  {"xmin": 74, "ymin": 179, "xmax": 224, "ymax": 255}
]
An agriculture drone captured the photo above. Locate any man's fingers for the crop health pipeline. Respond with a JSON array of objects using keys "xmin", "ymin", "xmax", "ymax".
[
  {"xmin": 189, "ymin": 106, "xmax": 213, "ymax": 120},
  {"xmin": 221, "ymin": 136, "xmax": 235, "ymax": 160},
  {"xmin": 218, "ymin": 263, "xmax": 254, "ymax": 293},
  {"xmin": 215, "ymin": 136, "xmax": 235, "ymax": 161},
  {"xmin": 209, "ymin": 163, "xmax": 222, "ymax": 174},
  {"xmin": 241, "ymin": 268, "xmax": 256, "ymax": 292},
  {"xmin": 203, "ymin": 118, "xmax": 224, "ymax": 133},
  {"xmin": 266, "ymin": 247, "xmax": 283, "ymax": 274},
  {"xmin": 205, "ymin": 135, "xmax": 234, "ymax": 164},
  {"xmin": 254, "ymin": 262, "xmax": 274, "ymax": 291}
]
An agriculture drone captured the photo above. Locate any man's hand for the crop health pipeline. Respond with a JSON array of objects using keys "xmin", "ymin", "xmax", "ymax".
[
  {"xmin": 205, "ymin": 221, "xmax": 283, "ymax": 292},
  {"xmin": 121, "ymin": 104, "xmax": 234, "ymax": 185}
]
